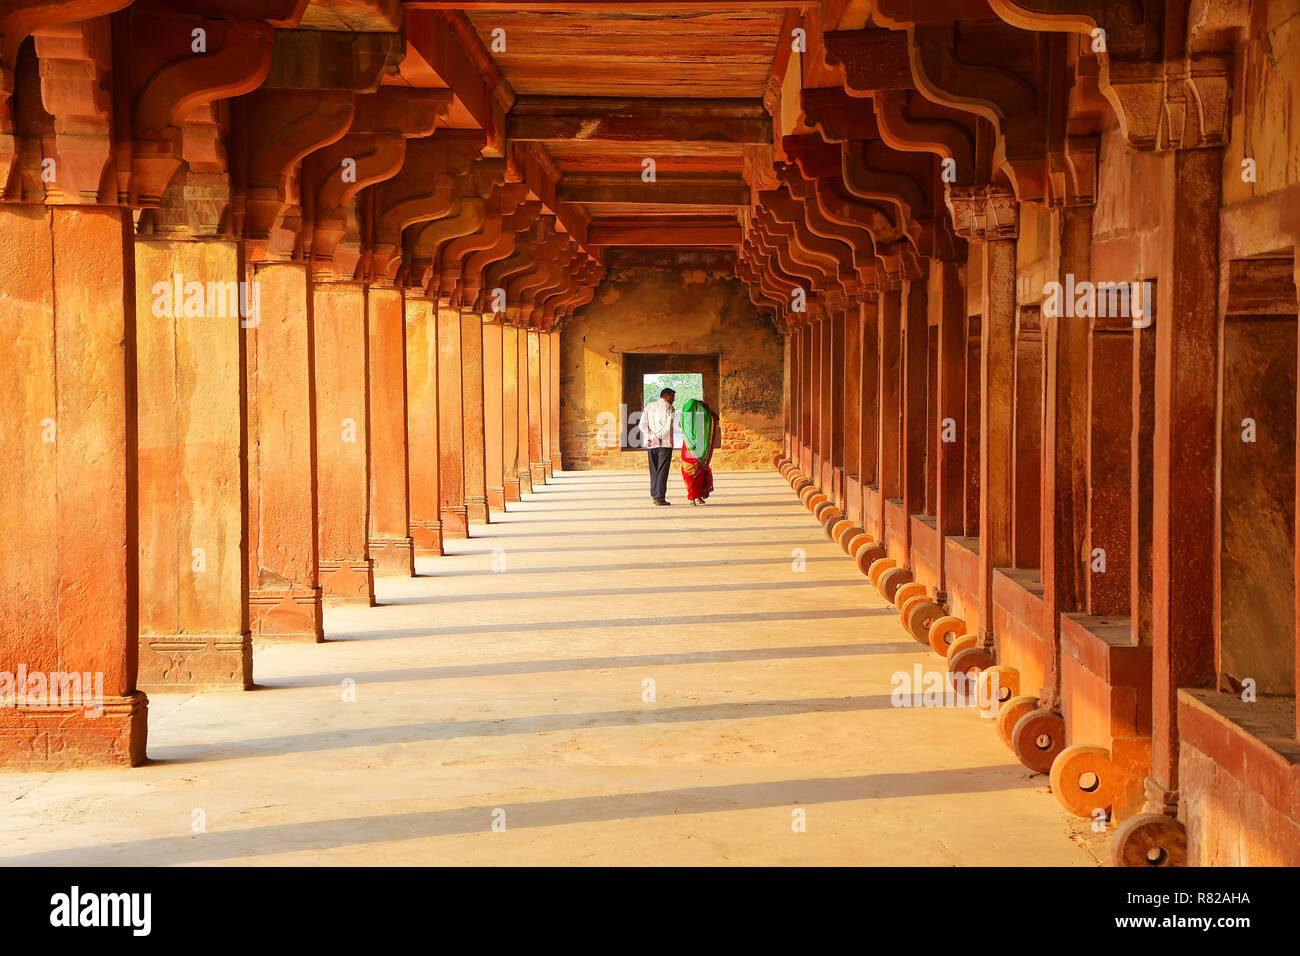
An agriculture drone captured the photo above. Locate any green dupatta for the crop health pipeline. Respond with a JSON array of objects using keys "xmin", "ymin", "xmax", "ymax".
[{"xmin": 680, "ymin": 398, "xmax": 714, "ymax": 460}]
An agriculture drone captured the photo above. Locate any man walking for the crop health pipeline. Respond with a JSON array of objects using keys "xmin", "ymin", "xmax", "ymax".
[{"xmin": 642, "ymin": 387, "xmax": 675, "ymax": 506}]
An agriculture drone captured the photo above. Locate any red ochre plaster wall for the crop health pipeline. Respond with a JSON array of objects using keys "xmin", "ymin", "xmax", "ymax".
[{"xmin": 560, "ymin": 266, "xmax": 784, "ymax": 471}]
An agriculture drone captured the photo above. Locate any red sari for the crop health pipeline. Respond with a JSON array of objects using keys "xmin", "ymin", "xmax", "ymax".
[{"xmin": 680, "ymin": 400, "xmax": 717, "ymax": 502}]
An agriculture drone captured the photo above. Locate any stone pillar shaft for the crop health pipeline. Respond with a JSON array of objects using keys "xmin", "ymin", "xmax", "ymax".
[
  {"xmin": 901, "ymin": 281, "xmax": 928, "ymax": 563},
  {"xmin": 313, "ymin": 281, "xmax": 375, "ymax": 606},
  {"xmin": 527, "ymin": 330, "xmax": 546, "ymax": 485},
  {"xmin": 878, "ymin": 290, "xmax": 902, "ymax": 504},
  {"xmin": 517, "ymin": 325, "xmax": 533, "ymax": 495},
  {"xmin": 539, "ymin": 332, "xmax": 553, "ymax": 479},
  {"xmin": 483, "ymin": 322, "xmax": 506, "ymax": 511},
  {"xmin": 1039, "ymin": 204, "xmax": 1093, "ymax": 706},
  {"xmin": 247, "ymin": 261, "xmax": 323, "ymax": 643},
  {"xmin": 1149, "ymin": 148, "xmax": 1222, "ymax": 799},
  {"xmin": 548, "ymin": 331, "xmax": 562, "ymax": 475},
  {"xmin": 502, "ymin": 326, "xmax": 522, "ymax": 502},
  {"xmin": 136, "ymin": 237, "xmax": 253, "ymax": 690},
  {"xmin": 829, "ymin": 310, "xmax": 845, "ymax": 505},
  {"xmin": 405, "ymin": 298, "xmax": 442, "ymax": 556},
  {"xmin": 461, "ymin": 311, "xmax": 489, "ymax": 524},
  {"xmin": 0, "ymin": 204, "xmax": 148, "ymax": 766},
  {"xmin": 977, "ymin": 239, "xmax": 1016, "ymax": 648},
  {"xmin": 368, "ymin": 286, "xmax": 414, "ymax": 575},
  {"xmin": 437, "ymin": 306, "xmax": 469, "ymax": 538}
]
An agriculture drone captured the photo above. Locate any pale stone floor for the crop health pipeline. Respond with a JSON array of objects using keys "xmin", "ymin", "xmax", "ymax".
[{"xmin": 0, "ymin": 470, "xmax": 1104, "ymax": 866}]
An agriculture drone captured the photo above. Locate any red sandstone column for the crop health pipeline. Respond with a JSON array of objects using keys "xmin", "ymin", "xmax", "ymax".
[
  {"xmin": 1148, "ymin": 148, "xmax": 1222, "ymax": 806},
  {"xmin": 977, "ymin": 238, "xmax": 1017, "ymax": 650},
  {"xmin": 540, "ymin": 333, "xmax": 553, "ymax": 479},
  {"xmin": 527, "ymin": 330, "xmax": 546, "ymax": 486},
  {"xmin": 313, "ymin": 281, "xmax": 375, "ymax": 605},
  {"xmin": 405, "ymin": 297, "xmax": 442, "ymax": 556},
  {"xmin": 934, "ymin": 261, "xmax": 967, "ymax": 594},
  {"xmin": 136, "ymin": 238, "xmax": 252, "ymax": 691},
  {"xmin": 503, "ymin": 326, "xmax": 523, "ymax": 501},
  {"xmin": 964, "ymin": 313, "xmax": 982, "ymax": 537},
  {"xmin": 437, "ymin": 306, "xmax": 469, "ymax": 538},
  {"xmin": 1039, "ymin": 205, "xmax": 1092, "ymax": 707},
  {"xmin": 801, "ymin": 324, "xmax": 815, "ymax": 476},
  {"xmin": 860, "ymin": 297, "xmax": 880, "ymax": 494},
  {"xmin": 810, "ymin": 319, "xmax": 824, "ymax": 485},
  {"xmin": 1088, "ymin": 321, "xmax": 1136, "ymax": 616},
  {"xmin": 1012, "ymin": 307, "xmax": 1042, "ymax": 569},
  {"xmin": 783, "ymin": 333, "xmax": 794, "ymax": 461},
  {"xmin": 843, "ymin": 306, "xmax": 862, "ymax": 519},
  {"xmin": 829, "ymin": 310, "xmax": 846, "ymax": 505},
  {"xmin": 461, "ymin": 311, "xmax": 490, "ymax": 524},
  {"xmin": 0, "ymin": 204, "xmax": 148, "ymax": 765},
  {"xmin": 368, "ymin": 286, "xmax": 415, "ymax": 574},
  {"xmin": 549, "ymin": 331, "xmax": 563, "ymax": 475},
  {"xmin": 901, "ymin": 280, "xmax": 928, "ymax": 561},
  {"xmin": 483, "ymin": 321, "xmax": 507, "ymax": 511},
  {"xmin": 516, "ymin": 325, "xmax": 533, "ymax": 495},
  {"xmin": 790, "ymin": 326, "xmax": 801, "ymax": 467},
  {"xmin": 878, "ymin": 290, "xmax": 903, "ymax": 514},
  {"xmin": 247, "ymin": 261, "xmax": 323, "ymax": 642}
]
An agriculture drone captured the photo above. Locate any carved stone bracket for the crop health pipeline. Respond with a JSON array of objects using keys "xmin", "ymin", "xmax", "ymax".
[
  {"xmin": 1102, "ymin": 54, "xmax": 1231, "ymax": 152},
  {"xmin": 131, "ymin": 16, "xmax": 274, "ymax": 208}
]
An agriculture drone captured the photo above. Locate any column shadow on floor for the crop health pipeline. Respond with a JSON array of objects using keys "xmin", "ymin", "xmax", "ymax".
[
  {"xmin": 257, "ymin": 640, "xmax": 923, "ymax": 689},
  {"xmin": 0, "ymin": 765, "xmax": 1032, "ymax": 867},
  {"xmin": 378, "ymin": 577, "xmax": 861, "ymax": 607},
  {"xmin": 148, "ymin": 695, "xmax": 903, "ymax": 763},
  {"xmin": 331, "ymin": 606, "xmax": 893, "ymax": 642}
]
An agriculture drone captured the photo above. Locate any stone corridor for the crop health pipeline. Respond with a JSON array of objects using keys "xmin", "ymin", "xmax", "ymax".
[{"xmin": 0, "ymin": 472, "xmax": 1097, "ymax": 866}]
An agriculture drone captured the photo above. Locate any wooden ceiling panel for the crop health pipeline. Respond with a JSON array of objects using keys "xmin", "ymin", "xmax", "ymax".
[
  {"xmin": 545, "ymin": 141, "xmax": 746, "ymax": 176},
  {"xmin": 467, "ymin": 11, "xmax": 784, "ymax": 97}
]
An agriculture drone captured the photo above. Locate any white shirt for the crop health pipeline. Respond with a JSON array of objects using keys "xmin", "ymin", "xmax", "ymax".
[{"xmin": 641, "ymin": 398, "xmax": 675, "ymax": 448}]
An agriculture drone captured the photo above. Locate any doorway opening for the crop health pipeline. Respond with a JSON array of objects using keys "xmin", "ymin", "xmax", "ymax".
[{"xmin": 621, "ymin": 352, "xmax": 720, "ymax": 450}]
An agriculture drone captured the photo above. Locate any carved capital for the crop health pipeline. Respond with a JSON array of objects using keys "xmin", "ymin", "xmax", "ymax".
[{"xmin": 945, "ymin": 183, "xmax": 1019, "ymax": 240}]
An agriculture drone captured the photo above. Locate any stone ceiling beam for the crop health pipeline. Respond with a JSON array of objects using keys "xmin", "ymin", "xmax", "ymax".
[
  {"xmin": 558, "ymin": 174, "xmax": 750, "ymax": 207},
  {"xmin": 507, "ymin": 97, "xmax": 772, "ymax": 145}
]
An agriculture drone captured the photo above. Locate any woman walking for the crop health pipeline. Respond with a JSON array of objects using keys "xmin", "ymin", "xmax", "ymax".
[{"xmin": 680, "ymin": 397, "xmax": 718, "ymax": 505}]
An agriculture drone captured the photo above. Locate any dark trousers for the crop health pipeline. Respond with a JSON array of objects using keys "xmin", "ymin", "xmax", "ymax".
[{"xmin": 647, "ymin": 447, "xmax": 672, "ymax": 501}]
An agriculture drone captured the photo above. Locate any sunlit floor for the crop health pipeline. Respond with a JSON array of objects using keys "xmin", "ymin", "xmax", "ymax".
[{"xmin": 0, "ymin": 469, "xmax": 1102, "ymax": 865}]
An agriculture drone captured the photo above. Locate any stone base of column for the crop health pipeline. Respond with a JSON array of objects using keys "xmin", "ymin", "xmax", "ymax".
[
  {"xmin": 544, "ymin": 460, "xmax": 554, "ymax": 479},
  {"xmin": 466, "ymin": 495, "xmax": 489, "ymax": 524},
  {"xmin": 549, "ymin": 452, "xmax": 562, "ymax": 475},
  {"xmin": 440, "ymin": 505, "xmax": 469, "ymax": 539},
  {"xmin": 488, "ymin": 486, "xmax": 506, "ymax": 510},
  {"xmin": 518, "ymin": 469, "xmax": 533, "ymax": 495},
  {"xmin": 370, "ymin": 536, "xmax": 415, "ymax": 577},
  {"xmin": 410, "ymin": 520, "xmax": 443, "ymax": 557},
  {"xmin": 0, "ymin": 693, "xmax": 148, "ymax": 768},
  {"xmin": 250, "ymin": 587, "xmax": 324, "ymax": 643},
  {"xmin": 505, "ymin": 475, "xmax": 522, "ymax": 501},
  {"xmin": 319, "ymin": 559, "xmax": 376, "ymax": 606},
  {"xmin": 530, "ymin": 462, "xmax": 547, "ymax": 485},
  {"xmin": 138, "ymin": 634, "xmax": 253, "ymax": 692}
]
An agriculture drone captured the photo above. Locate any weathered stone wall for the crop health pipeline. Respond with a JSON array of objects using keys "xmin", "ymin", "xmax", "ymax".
[{"xmin": 559, "ymin": 265, "xmax": 783, "ymax": 470}]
